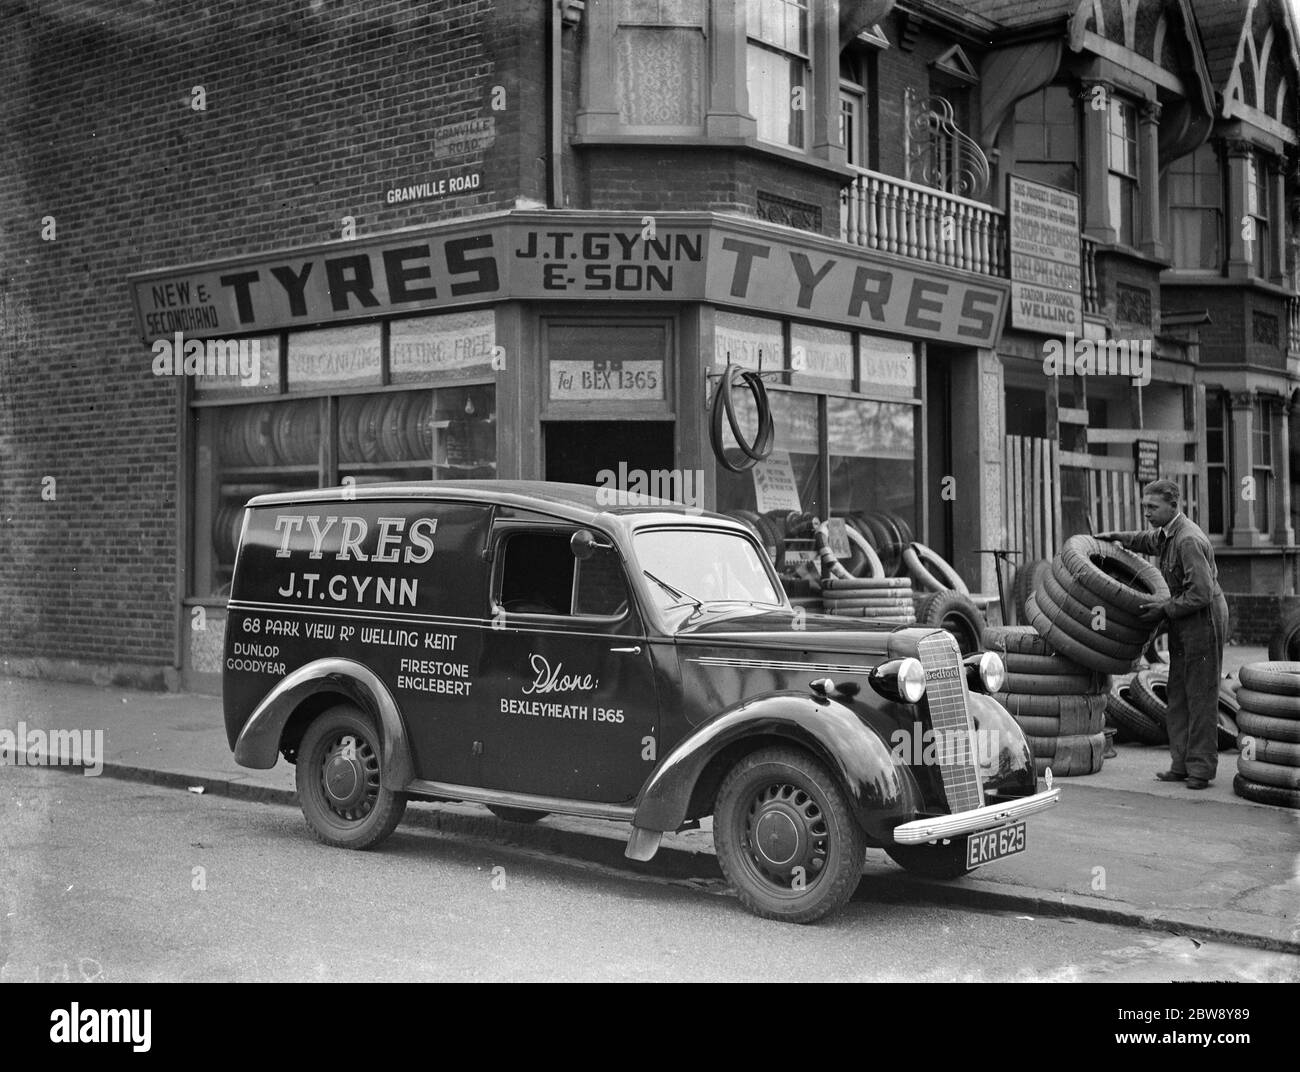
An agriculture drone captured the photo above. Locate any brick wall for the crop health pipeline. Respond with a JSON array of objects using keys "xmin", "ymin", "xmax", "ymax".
[
  {"xmin": 581, "ymin": 147, "xmax": 843, "ymax": 237},
  {"xmin": 1167, "ymin": 285, "xmax": 1289, "ymax": 371},
  {"xmin": 1225, "ymin": 593, "xmax": 1300, "ymax": 644},
  {"xmin": 0, "ymin": 0, "xmax": 534, "ymax": 680}
]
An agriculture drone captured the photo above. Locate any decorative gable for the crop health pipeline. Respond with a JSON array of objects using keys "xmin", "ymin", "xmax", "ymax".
[{"xmin": 931, "ymin": 44, "xmax": 978, "ymax": 84}]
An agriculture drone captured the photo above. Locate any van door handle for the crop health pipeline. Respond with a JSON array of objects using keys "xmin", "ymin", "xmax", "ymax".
[{"xmin": 610, "ymin": 646, "xmax": 642, "ymax": 654}]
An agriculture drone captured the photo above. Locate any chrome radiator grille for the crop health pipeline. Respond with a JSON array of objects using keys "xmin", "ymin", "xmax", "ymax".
[{"xmin": 917, "ymin": 632, "xmax": 983, "ymax": 813}]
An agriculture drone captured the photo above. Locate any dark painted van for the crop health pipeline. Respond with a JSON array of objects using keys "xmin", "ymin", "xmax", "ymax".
[{"xmin": 223, "ymin": 480, "xmax": 1058, "ymax": 923}]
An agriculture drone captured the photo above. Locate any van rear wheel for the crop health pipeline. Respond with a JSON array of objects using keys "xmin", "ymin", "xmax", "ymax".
[
  {"xmin": 713, "ymin": 747, "xmax": 866, "ymax": 924},
  {"xmin": 297, "ymin": 705, "xmax": 406, "ymax": 849}
]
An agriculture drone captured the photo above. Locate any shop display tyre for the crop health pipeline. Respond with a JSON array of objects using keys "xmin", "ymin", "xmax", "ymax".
[
  {"xmin": 1232, "ymin": 773, "xmax": 1300, "ymax": 809},
  {"xmin": 842, "ymin": 525, "xmax": 886, "ymax": 579},
  {"xmin": 1004, "ymin": 699, "xmax": 1107, "ymax": 738},
  {"xmin": 1039, "ymin": 568, "xmax": 1153, "ymax": 646},
  {"xmin": 1128, "ymin": 667, "xmax": 1170, "ymax": 725},
  {"xmin": 1238, "ymin": 662, "xmax": 1300, "ymax": 697},
  {"xmin": 913, "ymin": 590, "xmax": 985, "ymax": 655},
  {"xmin": 1239, "ymin": 735, "xmax": 1300, "ymax": 766},
  {"xmin": 1234, "ymin": 689, "xmax": 1300, "ymax": 719},
  {"xmin": 1025, "ymin": 590, "xmax": 1140, "ymax": 674},
  {"xmin": 1236, "ymin": 757, "xmax": 1300, "ymax": 790},
  {"xmin": 993, "ymin": 691, "xmax": 1107, "ymax": 725},
  {"xmin": 1030, "ymin": 731, "xmax": 1105, "ymax": 776},
  {"xmin": 1000, "ymin": 651, "xmax": 1090, "ymax": 677},
  {"xmin": 981, "ymin": 625, "xmax": 1052, "ymax": 657},
  {"xmin": 1105, "ymin": 680, "xmax": 1168, "ymax": 745},
  {"xmin": 1001, "ymin": 670, "xmax": 1108, "ymax": 696},
  {"xmin": 1237, "ymin": 709, "xmax": 1300, "ymax": 743},
  {"xmin": 901, "ymin": 543, "xmax": 969, "ymax": 595},
  {"xmin": 1047, "ymin": 556, "xmax": 1150, "ymax": 632},
  {"xmin": 821, "ymin": 576, "xmax": 912, "ymax": 591},
  {"xmin": 1057, "ymin": 534, "xmax": 1170, "ymax": 617},
  {"xmin": 1268, "ymin": 612, "xmax": 1300, "ymax": 662},
  {"xmin": 1011, "ymin": 559, "xmax": 1049, "ymax": 624}
]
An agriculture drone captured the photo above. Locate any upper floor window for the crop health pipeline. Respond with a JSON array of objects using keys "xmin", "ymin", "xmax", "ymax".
[
  {"xmin": 1205, "ymin": 390, "xmax": 1229, "ymax": 536},
  {"xmin": 1245, "ymin": 151, "xmax": 1272, "ymax": 278},
  {"xmin": 746, "ymin": 0, "xmax": 810, "ymax": 149},
  {"xmin": 1169, "ymin": 143, "xmax": 1222, "ymax": 269},
  {"xmin": 1013, "ymin": 85, "xmax": 1078, "ymax": 193},
  {"xmin": 616, "ymin": 0, "xmax": 708, "ymax": 130},
  {"xmin": 839, "ymin": 54, "xmax": 869, "ymax": 168},
  {"xmin": 1252, "ymin": 397, "xmax": 1275, "ymax": 533},
  {"xmin": 1107, "ymin": 96, "xmax": 1139, "ymax": 246}
]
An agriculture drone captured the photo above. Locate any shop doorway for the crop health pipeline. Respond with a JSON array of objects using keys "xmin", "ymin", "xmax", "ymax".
[{"xmin": 544, "ymin": 421, "xmax": 675, "ymax": 487}]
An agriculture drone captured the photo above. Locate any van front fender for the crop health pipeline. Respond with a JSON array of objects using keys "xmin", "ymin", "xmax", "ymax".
[
  {"xmin": 630, "ymin": 692, "xmax": 920, "ymax": 852},
  {"xmin": 233, "ymin": 658, "xmax": 414, "ymax": 790}
]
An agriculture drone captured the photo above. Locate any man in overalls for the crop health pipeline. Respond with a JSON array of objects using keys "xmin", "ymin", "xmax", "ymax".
[{"xmin": 1097, "ymin": 479, "xmax": 1228, "ymax": 789}]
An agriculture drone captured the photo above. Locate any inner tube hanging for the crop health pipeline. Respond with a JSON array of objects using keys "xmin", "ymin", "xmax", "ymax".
[{"xmin": 710, "ymin": 363, "xmax": 775, "ymax": 473}]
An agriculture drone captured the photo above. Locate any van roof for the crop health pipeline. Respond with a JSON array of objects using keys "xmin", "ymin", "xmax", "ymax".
[{"xmin": 244, "ymin": 479, "xmax": 744, "ymax": 530}]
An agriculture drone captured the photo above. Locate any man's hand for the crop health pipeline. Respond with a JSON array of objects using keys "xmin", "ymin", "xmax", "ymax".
[{"xmin": 1137, "ymin": 600, "xmax": 1165, "ymax": 624}]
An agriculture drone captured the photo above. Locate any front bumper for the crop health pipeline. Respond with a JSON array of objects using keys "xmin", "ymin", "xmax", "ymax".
[{"xmin": 891, "ymin": 787, "xmax": 1061, "ymax": 844}]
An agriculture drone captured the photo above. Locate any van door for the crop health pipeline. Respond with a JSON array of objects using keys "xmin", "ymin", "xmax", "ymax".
[{"xmin": 479, "ymin": 524, "xmax": 661, "ymax": 804}]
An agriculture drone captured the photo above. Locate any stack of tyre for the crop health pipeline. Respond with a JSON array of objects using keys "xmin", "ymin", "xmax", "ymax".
[
  {"xmin": 820, "ymin": 575, "xmax": 916, "ymax": 626},
  {"xmin": 1234, "ymin": 662, "xmax": 1300, "ymax": 808},
  {"xmin": 981, "ymin": 625, "xmax": 1110, "ymax": 777},
  {"xmin": 1024, "ymin": 535, "xmax": 1169, "ymax": 674}
]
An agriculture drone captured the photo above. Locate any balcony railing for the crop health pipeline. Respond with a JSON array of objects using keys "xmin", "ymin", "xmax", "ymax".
[
  {"xmin": 840, "ymin": 170, "xmax": 1006, "ymax": 277},
  {"xmin": 1081, "ymin": 235, "xmax": 1099, "ymax": 315}
]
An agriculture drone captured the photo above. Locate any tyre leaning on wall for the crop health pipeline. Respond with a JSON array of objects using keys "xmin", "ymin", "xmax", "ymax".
[{"xmin": 1234, "ymin": 662, "xmax": 1300, "ymax": 808}]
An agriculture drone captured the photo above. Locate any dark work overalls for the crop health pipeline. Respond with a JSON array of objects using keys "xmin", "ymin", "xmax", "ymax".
[{"xmin": 1121, "ymin": 514, "xmax": 1228, "ymax": 781}]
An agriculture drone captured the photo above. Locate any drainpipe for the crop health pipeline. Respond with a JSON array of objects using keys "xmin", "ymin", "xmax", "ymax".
[{"xmin": 550, "ymin": 2, "xmax": 585, "ymax": 207}]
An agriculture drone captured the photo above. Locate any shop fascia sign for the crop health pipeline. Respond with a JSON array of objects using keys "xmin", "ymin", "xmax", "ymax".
[{"xmin": 130, "ymin": 213, "xmax": 1007, "ymax": 348}]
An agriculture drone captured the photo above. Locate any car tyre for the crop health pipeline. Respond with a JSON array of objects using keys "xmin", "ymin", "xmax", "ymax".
[
  {"xmin": 913, "ymin": 590, "xmax": 986, "ymax": 655},
  {"xmin": 713, "ymin": 746, "xmax": 866, "ymax": 924},
  {"xmin": 1268, "ymin": 613, "xmax": 1300, "ymax": 662},
  {"xmin": 297, "ymin": 705, "xmax": 407, "ymax": 849}
]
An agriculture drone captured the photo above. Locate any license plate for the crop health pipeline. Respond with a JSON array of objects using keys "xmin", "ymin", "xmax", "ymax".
[{"xmin": 965, "ymin": 823, "xmax": 1025, "ymax": 868}]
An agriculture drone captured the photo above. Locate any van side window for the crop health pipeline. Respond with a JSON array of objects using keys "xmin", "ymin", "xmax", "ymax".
[
  {"xmin": 497, "ymin": 530, "xmax": 630, "ymax": 618},
  {"xmin": 573, "ymin": 549, "xmax": 630, "ymax": 617},
  {"xmin": 499, "ymin": 531, "xmax": 574, "ymax": 614}
]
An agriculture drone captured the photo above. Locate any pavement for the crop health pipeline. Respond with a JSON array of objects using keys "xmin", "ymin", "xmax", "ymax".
[{"xmin": 1, "ymin": 642, "xmax": 1298, "ymax": 953}]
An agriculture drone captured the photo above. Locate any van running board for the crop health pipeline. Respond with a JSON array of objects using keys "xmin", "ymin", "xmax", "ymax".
[{"xmin": 404, "ymin": 779, "xmax": 637, "ymax": 823}]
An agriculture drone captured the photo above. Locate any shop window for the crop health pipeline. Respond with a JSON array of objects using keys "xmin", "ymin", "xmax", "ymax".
[
  {"xmin": 715, "ymin": 387, "xmax": 821, "ymax": 517},
  {"xmin": 1205, "ymin": 391, "xmax": 1229, "ymax": 536},
  {"xmin": 827, "ymin": 396, "xmax": 916, "ymax": 527},
  {"xmin": 746, "ymin": 0, "xmax": 810, "ymax": 149},
  {"xmin": 1245, "ymin": 152, "xmax": 1272, "ymax": 279},
  {"xmin": 192, "ymin": 311, "xmax": 498, "ymax": 599},
  {"xmin": 1169, "ymin": 143, "xmax": 1223, "ymax": 270},
  {"xmin": 1013, "ymin": 85, "xmax": 1078, "ymax": 193},
  {"xmin": 1107, "ymin": 96, "xmax": 1139, "ymax": 246},
  {"xmin": 616, "ymin": 0, "xmax": 707, "ymax": 129}
]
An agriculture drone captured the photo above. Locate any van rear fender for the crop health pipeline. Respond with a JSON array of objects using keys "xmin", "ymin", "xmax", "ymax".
[{"xmin": 233, "ymin": 658, "xmax": 414, "ymax": 789}]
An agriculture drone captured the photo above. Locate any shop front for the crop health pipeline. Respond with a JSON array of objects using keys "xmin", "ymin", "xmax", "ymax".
[{"xmin": 130, "ymin": 210, "xmax": 1009, "ymax": 691}]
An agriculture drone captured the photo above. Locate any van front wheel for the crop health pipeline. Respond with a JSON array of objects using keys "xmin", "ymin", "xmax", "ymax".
[
  {"xmin": 297, "ymin": 705, "xmax": 407, "ymax": 849},
  {"xmin": 713, "ymin": 747, "xmax": 866, "ymax": 923}
]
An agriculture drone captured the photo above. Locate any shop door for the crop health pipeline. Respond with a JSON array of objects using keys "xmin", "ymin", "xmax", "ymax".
[{"xmin": 544, "ymin": 421, "xmax": 675, "ymax": 485}]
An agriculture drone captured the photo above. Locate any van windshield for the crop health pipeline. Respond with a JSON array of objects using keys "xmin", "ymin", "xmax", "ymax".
[{"xmin": 633, "ymin": 528, "xmax": 781, "ymax": 609}]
